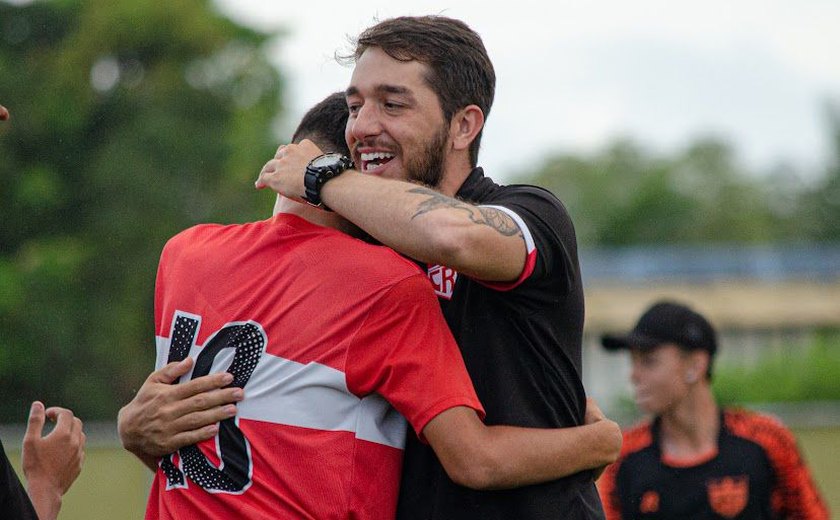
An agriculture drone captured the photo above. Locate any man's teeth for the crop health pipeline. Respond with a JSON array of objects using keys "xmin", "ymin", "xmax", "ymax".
[
  {"xmin": 360, "ymin": 152, "xmax": 394, "ymax": 161},
  {"xmin": 360, "ymin": 152, "xmax": 395, "ymax": 173}
]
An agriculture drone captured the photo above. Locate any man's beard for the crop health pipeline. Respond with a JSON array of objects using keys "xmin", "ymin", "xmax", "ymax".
[{"xmin": 404, "ymin": 124, "xmax": 448, "ymax": 188}]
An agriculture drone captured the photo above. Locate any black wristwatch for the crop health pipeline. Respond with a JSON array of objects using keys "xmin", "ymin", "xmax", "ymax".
[{"xmin": 302, "ymin": 153, "xmax": 354, "ymax": 210}]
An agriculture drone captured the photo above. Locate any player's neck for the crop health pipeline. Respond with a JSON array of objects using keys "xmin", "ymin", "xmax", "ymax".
[
  {"xmin": 273, "ymin": 196, "xmax": 365, "ymax": 238},
  {"xmin": 659, "ymin": 384, "xmax": 719, "ymax": 458}
]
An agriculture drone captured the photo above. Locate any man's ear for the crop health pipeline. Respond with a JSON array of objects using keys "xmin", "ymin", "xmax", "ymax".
[
  {"xmin": 688, "ymin": 350, "xmax": 710, "ymax": 382},
  {"xmin": 449, "ymin": 105, "xmax": 484, "ymax": 152}
]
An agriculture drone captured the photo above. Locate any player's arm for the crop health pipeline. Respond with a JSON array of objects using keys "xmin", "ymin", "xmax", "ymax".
[
  {"xmin": 762, "ymin": 421, "xmax": 829, "ymax": 519},
  {"xmin": 422, "ymin": 405, "xmax": 621, "ymax": 490},
  {"xmin": 117, "ymin": 358, "xmax": 244, "ymax": 472},
  {"xmin": 348, "ymin": 275, "xmax": 620, "ymax": 488},
  {"xmin": 256, "ymin": 140, "xmax": 526, "ymax": 282},
  {"xmin": 323, "ymin": 172, "xmax": 526, "ymax": 282}
]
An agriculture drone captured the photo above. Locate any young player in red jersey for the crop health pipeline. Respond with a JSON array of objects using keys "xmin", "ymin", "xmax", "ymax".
[
  {"xmin": 120, "ymin": 93, "xmax": 621, "ymax": 519},
  {"xmin": 598, "ymin": 301, "xmax": 829, "ymax": 519}
]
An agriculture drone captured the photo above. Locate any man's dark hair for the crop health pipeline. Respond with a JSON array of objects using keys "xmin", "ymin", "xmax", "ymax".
[
  {"xmin": 347, "ymin": 16, "xmax": 495, "ymax": 167},
  {"xmin": 291, "ymin": 91, "xmax": 350, "ymax": 156}
]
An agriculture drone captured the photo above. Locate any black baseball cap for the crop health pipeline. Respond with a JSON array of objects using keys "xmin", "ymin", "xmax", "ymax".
[{"xmin": 600, "ymin": 301, "xmax": 717, "ymax": 355}]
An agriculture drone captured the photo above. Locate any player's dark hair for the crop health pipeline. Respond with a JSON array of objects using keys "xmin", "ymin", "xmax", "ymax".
[
  {"xmin": 344, "ymin": 16, "xmax": 495, "ymax": 167},
  {"xmin": 291, "ymin": 91, "xmax": 350, "ymax": 156}
]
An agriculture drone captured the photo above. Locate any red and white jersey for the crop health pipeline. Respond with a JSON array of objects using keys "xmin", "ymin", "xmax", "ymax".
[{"xmin": 146, "ymin": 214, "xmax": 483, "ymax": 520}]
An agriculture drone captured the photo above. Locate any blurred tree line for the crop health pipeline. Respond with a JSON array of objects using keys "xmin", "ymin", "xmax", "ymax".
[
  {"xmin": 0, "ymin": 0, "xmax": 282, "ymax": 422},
  {"xmin": 1, "ymin": 0, "xmax": 838, "ymax": 424},
  {"xmin": 518, "ymin": 105, "xmax": 840, "ymax": 247}
]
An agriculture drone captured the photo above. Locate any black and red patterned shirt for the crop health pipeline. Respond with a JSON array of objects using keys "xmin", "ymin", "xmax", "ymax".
[{"xmin": 599, "ymin": 408, "xmax": 829, "ymax": 519}]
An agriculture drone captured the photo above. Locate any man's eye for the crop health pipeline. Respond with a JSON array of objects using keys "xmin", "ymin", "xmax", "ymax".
[{"xmin": 347, "ymin": 104, "xmax": 361, "ymax": 114}]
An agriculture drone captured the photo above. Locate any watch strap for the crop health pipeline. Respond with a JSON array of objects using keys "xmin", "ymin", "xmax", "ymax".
[{"xmin": 302, "ymin": 154, "xmax": 353, "ymax": 210}]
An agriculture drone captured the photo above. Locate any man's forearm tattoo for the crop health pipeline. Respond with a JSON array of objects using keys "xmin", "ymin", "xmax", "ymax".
[{"xmin": 408, "ymin": 187, "xmax": 522, "ymax": 238}]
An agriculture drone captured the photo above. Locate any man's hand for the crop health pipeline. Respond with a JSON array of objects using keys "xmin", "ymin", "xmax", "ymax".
[
  {"xmin": 22, "ymin": 402, "xmax": 85, "ymax": 520},
  {"xmin": 583, "ymin": 398, "xmax": 622, "ymax": 479},
  {"xmin": 117, "ymin": 357, "xmax": 244, "ymax": 471},
  {"xmin": 255, "ymin": 140, "xmax": 324, "ymax": 199},
  {"xmin": 584, "ymin": 397, "xmax": 608, "ymax": 425}
]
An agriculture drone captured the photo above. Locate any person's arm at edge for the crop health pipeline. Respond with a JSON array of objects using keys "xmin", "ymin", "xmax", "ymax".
[
  {"xmin": 22, "ymin": 403, "xmax": 85, "ymax": 520},
  {"xmin": 256, "ymin": 140, "xmax": 526, "ymax": 282},
  {"xmin": 422, "ymin": 405, "xmax": 621, "ymax": 490}
]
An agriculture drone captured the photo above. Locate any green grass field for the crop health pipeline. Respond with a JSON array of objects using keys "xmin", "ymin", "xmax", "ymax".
[{"xmin": 7, "ymin": 427, "xmax": 839, "ymax": 518}]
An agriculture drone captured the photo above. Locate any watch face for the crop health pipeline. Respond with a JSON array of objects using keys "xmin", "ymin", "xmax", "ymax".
[{"xmin": 310, "ymin": 153, "xmax": 343, "ymax": 169}]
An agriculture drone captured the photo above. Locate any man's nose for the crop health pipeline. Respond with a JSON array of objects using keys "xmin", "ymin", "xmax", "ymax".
[{"xmin": 349, "ymin": 104, "xmax": 382, "ymax": 141}]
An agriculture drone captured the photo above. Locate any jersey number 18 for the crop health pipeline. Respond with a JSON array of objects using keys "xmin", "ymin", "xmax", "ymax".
[{"xmin": 160, "ymin": 311, "xmax": 265, "ymax": 494}]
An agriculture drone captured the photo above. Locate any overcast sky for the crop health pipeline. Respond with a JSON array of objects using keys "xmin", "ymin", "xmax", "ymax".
[{"xmin": 214, "ymin": 0, "xmax": 840, "ymax": 183}]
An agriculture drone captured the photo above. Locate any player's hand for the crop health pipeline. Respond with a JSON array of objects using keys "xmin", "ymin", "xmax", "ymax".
[
  {"xmin": 584, "ymin": 398, "xmax": 622, "ymax": 479},
  {"xmin": 117, "ymin": 357, "xmax": 244, "ymax": 464},
  {"xmin": 0, "ymin": 104, "xmax": 9, "ymax": 121},
  {"xmin": 255, "ymin": 140, "xmax": 324, "ymax": 200},
  {"xmin": 22, "ymin": 402, "xmax": 86, "ymax": 520},
  {"xmin": 584, "ymin": 398, "xmax": 607, "ymax": 424}
]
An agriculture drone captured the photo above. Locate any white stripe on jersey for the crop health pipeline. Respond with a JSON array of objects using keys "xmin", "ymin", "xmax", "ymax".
[
  {"xmin": 481, "ymin": 204, "xmax": 536, "ymax": 253},
  {"xmin": 155, "ymin": 336, "xmax": 408, "ymax": 449}
]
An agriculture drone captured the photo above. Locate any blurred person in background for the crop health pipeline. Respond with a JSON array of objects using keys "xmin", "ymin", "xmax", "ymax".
[
  {"xmin": 597, "ymin": 300, "xmax": 829, "ymax": 519},
  {"xmin": 1, "ymin": 103, "xmax": 87, "ymax": 520}
]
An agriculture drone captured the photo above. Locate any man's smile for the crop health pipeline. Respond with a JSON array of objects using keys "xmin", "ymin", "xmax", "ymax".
[{"xmin": 359, "ymin": 151, "xmax": 395, "ymax": 173}]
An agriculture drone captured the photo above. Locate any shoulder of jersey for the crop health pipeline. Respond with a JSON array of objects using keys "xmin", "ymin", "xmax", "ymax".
[
  {"xmin": 169, "ymin": 220, "xmax": 423, "ymax": 277},
  {"xmin": 170, "ymin": 221, "xmax": 250, "ymax": 240},
  {"xmin": 505, "ymin": 184, "xmax": 568, "ymax": 208},
  {"xmin": 724, "ymin": 407, "xmax": 790, "ymax": 440}
]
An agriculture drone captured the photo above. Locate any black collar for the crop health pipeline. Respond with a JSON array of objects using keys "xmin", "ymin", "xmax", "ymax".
[{"xmin": 454, "ymin": 167, "xmax": 500, "ymax": 203}]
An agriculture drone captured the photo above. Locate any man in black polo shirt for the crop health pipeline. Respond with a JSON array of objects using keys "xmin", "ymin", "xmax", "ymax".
[{"xmin": 254, "ymin": 15, "xmax": 607, "ymax": 520}]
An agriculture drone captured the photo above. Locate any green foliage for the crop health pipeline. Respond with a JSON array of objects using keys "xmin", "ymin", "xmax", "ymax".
[
  {"xmin": 0, "ymin": 0, "xmax": 283, "ymax": 421},
  {"xmin": 516, "ymin": 124, "xmax": 839, "ymax": 247},
  {"xmin": 713, "ymin": 330, "xmax": 840, "ymax": 405},
  {"xmin": 797, "ymin": 103, "xmax": 840, "ymax": 241}
]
